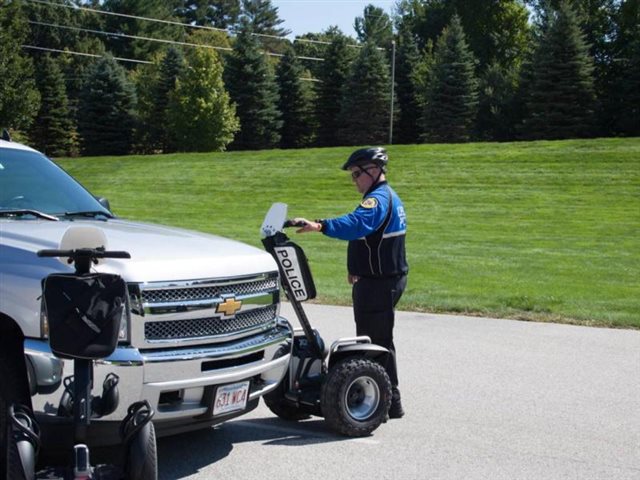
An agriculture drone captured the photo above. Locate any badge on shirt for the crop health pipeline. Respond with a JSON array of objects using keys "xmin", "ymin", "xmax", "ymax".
[{"xmin": 360, "ymin": 197, "xmax": 378, "ymax": 209}]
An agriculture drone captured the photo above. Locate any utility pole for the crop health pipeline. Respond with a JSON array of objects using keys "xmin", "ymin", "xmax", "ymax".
[{"xmin": 389, "ymin": 40, "xmax": 396, "ymax": 145}]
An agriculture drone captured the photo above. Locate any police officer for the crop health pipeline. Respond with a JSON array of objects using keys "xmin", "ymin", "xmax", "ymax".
[{"xmin": 294, "ymin": 147, "xmax": 408, "ymax": 418}]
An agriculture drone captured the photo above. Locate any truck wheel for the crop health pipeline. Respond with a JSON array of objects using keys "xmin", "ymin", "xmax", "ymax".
[
  {"xmin": 321, "ymin": 357, "xmax": 391, "ymax": 437},
  {"xmin": 124, "ymin": 421, "xmax": 157, "ymax": 480},
  {"xmin": 263, "ymin": 376, "xmax": 311, "ymax": 421},
  {"xmin": 263, "ymin": 346, "xmax": 310, "ymax": 421}
]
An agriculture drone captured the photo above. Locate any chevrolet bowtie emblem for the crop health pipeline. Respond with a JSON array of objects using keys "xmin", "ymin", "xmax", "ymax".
[{"xmin": 216, "ymin": 296, "xmax": 242, "ymax": 316}]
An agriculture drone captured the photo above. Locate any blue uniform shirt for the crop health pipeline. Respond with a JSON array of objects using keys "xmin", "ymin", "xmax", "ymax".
[{"xmin": 322, "ymin": 181, "xmax": 408, "ymax": 277}]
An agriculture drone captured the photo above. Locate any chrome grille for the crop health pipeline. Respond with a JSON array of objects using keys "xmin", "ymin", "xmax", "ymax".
[
  {"xmin": 145, "ymin": 305, "xmax": 278, "ymax": 341},
  {"xmin": 141, "ymin": 277, "xmax": 278, "ymax": 304}
]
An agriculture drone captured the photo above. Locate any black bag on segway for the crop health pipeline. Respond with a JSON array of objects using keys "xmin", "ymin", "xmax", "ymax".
[{"xmin": 42, "ymin": 273, "xmax": 126, "ymax": 359}]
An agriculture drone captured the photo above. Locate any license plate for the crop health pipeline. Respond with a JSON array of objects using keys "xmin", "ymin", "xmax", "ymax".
[{"xmin": 213, "ymin": 381, "xmax": 250, "ymax": 416}]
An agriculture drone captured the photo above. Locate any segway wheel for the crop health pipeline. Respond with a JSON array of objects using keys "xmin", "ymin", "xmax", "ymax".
[
  {"xmin": 321, "ymin": 357, "xmax": 391, "ymax": 437},
  {"xmin": 124, "ymin": 420, "xmax": 157, "ymax": 480}
]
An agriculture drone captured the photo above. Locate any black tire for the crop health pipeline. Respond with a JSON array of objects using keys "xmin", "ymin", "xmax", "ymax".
[
  {"xmin": 1, "ymin": 326, "xmax": 32, "ymax": 480},
  {"xmin": 263, "ymin": 376, "xmax": 311, "ymax": 421},
  {"xmin": 5, "ymin": 437, "xmax": 28, "ymax": 480},
  {"xmin": 321, "ymin": 357, "xmax": 392, "ymax": 437},
  {"xmin": 124, "ymin": 421, "xmax": 157, "ymax": 480},
  {"xmin": 263, "ymin": 346, "xmax": 310, "ymax": 421},
  {"xmin": 5, "ymin": 406, "xmax": 39, "ymax": 480}
]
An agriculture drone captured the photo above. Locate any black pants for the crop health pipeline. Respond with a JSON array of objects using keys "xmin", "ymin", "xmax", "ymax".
[{"xmin": 352, "ymin": 274, "xmax": 407, "ymax": 388}]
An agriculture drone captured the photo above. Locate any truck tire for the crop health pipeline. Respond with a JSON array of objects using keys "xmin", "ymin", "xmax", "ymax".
[
  {"xmin": 321, "ymin": 357, "xmax": 391, "ymax": 437},
  {"xmin": 263, "ymin": 346, "xmax": 310, "ymax": 421},
  {"xmin": 263, "ymin": 375, "xmax": 311, "ymax": 421}
]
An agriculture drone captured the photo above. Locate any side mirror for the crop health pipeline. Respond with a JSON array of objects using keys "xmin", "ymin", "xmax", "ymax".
[{"xmin": 96, "ymin": 196, "xmax": 111, "ymax": 212}]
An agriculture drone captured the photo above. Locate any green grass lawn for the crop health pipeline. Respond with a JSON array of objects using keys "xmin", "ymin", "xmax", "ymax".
[{"xmin": 57, "ymin": 138, "xmax": 640, "ymax": 329}]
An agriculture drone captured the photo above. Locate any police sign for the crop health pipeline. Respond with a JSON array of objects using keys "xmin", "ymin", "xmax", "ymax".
[{"xmin": 274, "ymin": 246, "xmax": 309, "ymax": 302}]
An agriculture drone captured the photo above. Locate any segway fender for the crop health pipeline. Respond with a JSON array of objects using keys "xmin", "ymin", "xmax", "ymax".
[{"xmin": 327, "ymin": 342, "xmax": 389, "ymax": 370}]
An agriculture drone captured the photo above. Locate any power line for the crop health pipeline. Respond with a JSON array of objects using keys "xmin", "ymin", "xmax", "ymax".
[
  {"xmin": 27, "ymin": 19, "xmax": 326, "ymax": 61},
  {"xmin": 28, "ymin": 20, "xmax": 233, "ymax": 53},
  {"xmin": 22, "ymin": 44, "xmax": 152, "ymax": 64},
  {"xmin": 21, "ymin": 45, "xmax": 320, "ymax": 82},
  {"xmin": 25, "ymin": 0, "xmax": 335, "ymax": 47},
  {"xmin": 26, "ymin": 3, "xmax": 327, "ymax": 61}
]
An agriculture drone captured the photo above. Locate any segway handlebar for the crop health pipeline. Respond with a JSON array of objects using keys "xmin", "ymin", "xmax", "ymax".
[
  {"xmin": 283, "ymin": 219, "xmax": 307, "ymax": 228},
  {"xmin": 38, "ymin": 248, "xmax": 131, "ymax": 274},
  {"xmin": 37, "ymin": 248, "xmax": 131, "ymax": 259}
]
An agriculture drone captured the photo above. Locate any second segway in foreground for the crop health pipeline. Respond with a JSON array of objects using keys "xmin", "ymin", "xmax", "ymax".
[
  {"xmin": 5, "ymin": 226, "xmax": 157, "ymax": 480},
  {"xmin": 260, "ymin": 203, "xmax": 392, "ymax": 437}
]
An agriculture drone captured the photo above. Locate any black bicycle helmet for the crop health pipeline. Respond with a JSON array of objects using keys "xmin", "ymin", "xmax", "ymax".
[{"xmin": 342, "ymin": 147, "xmax": 388, "ymax": 171}]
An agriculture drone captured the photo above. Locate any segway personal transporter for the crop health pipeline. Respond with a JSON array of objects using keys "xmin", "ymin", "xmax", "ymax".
[
  {"xmin": 5, "ymin": 226, "xmax": 157, "ymax": 479},
  {"xmin": 260, "ymin": 203, "xmax": 392, "ymax": 437}
]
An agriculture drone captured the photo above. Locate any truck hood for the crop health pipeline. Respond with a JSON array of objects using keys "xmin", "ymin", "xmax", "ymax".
[{"xmin": 0, "ymin": 218, "xmax": 277, "ymax": 283}]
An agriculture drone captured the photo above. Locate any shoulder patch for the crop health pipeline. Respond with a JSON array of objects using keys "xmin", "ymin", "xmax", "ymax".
[{"xmin": 360, "ymin": 197, "xmax": 378, "ymax": 209}]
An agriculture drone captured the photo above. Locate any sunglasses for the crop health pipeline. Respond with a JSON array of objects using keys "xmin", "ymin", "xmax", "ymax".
[{"xmin": 351, "ymin": 167, "xmax": 375, "ymax": 179}]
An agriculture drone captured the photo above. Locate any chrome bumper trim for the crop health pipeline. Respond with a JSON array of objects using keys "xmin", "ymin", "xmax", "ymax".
[{"xmin": 140, "ymin": 325, "xmax": 290, "ymax": 363}]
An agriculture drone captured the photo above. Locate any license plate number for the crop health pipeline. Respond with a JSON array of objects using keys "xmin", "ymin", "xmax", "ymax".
[{"xmin": 213, "ymin": 381, "xmax": 250, "ymax": 416}]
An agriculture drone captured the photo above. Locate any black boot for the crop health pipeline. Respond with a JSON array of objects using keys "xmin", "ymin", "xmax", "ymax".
[{"xmin": 388, "ymin": 387, "xmax": 404, "ymax": 419}]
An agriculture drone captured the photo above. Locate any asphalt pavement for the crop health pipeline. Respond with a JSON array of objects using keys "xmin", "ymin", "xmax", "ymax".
[{"xmin": 156, "ymin": 303, "xmax": 640, "ymax": 480}]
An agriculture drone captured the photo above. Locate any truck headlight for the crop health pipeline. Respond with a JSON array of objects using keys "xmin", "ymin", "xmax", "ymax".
[
  {"xmin": 118, "ymin": 302, "xmax": 130, "ymax": 343},
  {"xmin": 40, "ymin": 297, "xmax": 49, "ymax": 338}
]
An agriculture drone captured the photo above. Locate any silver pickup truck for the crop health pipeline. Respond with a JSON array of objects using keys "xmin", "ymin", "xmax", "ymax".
[{"xmin": 0, "ymin": 138, "xmax": 292, "ymax": 448}]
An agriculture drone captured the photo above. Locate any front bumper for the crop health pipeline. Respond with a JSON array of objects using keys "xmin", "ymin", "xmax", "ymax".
[{"xmin": 26, "ymin": 317, "xmax": 292, "ymax": 444}]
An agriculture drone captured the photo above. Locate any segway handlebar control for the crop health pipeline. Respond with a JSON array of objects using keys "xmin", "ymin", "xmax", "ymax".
[
  {"xmin": 37, "ymin": 248, "xmax": 131, "ymax": 259},
  {"xmin": 283, "ymin": 219, "xmax": 306, "ymax": 228}
]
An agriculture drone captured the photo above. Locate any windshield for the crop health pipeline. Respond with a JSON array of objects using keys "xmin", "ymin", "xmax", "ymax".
[{"xmin": 0, "ymin": 148, "xmax": 110, "ymax": 217}]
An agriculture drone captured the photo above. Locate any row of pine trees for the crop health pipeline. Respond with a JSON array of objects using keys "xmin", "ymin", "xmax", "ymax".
[{"xmin": 1, "ymin": 0, "xmax": 639, "ymax": 157}]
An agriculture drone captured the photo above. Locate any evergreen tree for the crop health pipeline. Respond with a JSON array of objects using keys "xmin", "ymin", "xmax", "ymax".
[
  {"xmin": 175, "ymin": 0, "xmax": 240, "ymax": 29},
  {"xmin": 397, "ymin": 0, "xmax": 530, "ymax": 72},
  {"xmin": 239, "ymin": 0, "xmax": 289, "ymax": 53},
  {"xmin": 413, "ymin": 39, "xmax": 436, "ymax": 108},
  {"xmin": 25, "ymin": 0, "xmax": 82, "ymax": 52},
  {"xmin": 133, "ymin": 59, "xmax": 161, "ymax": 153},
  {"xmin": 167, "ymin": 47, "xmax": 238, "ymax": 152},
  {"xmin": 0, "ymin": 0, "xmax": 40, "ymax": 131},
  {"xmin": 614, "ymin": 35, "xmax": 640, "ymax": 136},
  {"xmin": 354, "ymin": 4, "xmax": 394, "ymax": 48},
  {"xmin": 338, "ymin": 42, "xmax": 391, "ymax": 146},
  {"xmin": 101, "ymin": 0, "xmax": 184, "ymax": 62},
  {"xmin": 605, "ymin": 0, "xmax": 640, "ymax": 136},
  {"xmin": 29, "ymin": 55, "xmax": 77, "ymax": 157},
  {"xmin": 521, "ymin": 1, "xmax": 596, "ymax": 140},
  {"xmin": 293, "ymin": 27, "xmax": 354, "ymax": 81},
  {"xmin": 239, "ymin": 0, "xmax": 289, "ymax": 36},
  {"xmin": 77, "ymin": 56, "xmax": 137, "ymax": 155},
  {"xmin": 136, "ymin": 47, "xmax": 185, "ymax": 153},
  {"xmin": 395, "ymin": 22, "xmax": 422, "ymax": 144},
  {"xmin": 476, "ymin": 63, "xmax": 519, "ymax": 141},
  {"xmin": 276, "ymin": 46, "xmax": 314, "ymax": 148},
  {"xmin": 224, "ymin": 24, "xmax": 281, "ymax": 150},
  {"xmin": 315, "ymin": 36, "xmax": 355, "ymax": 146},
  {"xmin": 528, "ymin": 0, "xmax": 617, "ymax": 136},
  {"xmin": 156, "ymin": 48, "xmax": 185, "ymax": 151},
  {"xmin": 421, "ymin": 15, "xmax": 478, "ymax": 143}
]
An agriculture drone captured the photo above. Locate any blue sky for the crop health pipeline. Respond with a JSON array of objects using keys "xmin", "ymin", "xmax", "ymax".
[{"xmin": 272, "ymin": 0, "xmax": 396, "ymax": 39}]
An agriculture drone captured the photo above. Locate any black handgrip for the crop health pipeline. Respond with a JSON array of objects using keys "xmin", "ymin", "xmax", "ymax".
[
  {"xmin": 283, "ymin": 219, "xmax": 306, "ymax": 228},
  {"xmin": 37, "ymin": 249, "xmax": 131, "ymax": 259},
  {"xmin": 38, "ymin": 249, "xmax": 74, "ymax": 257},
  {"xmin": 100, "ymin": 251, "xmax": 131, "ymax": 259}
]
